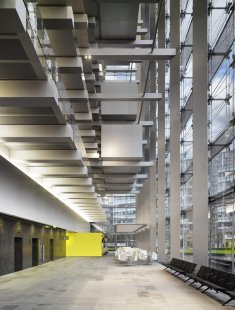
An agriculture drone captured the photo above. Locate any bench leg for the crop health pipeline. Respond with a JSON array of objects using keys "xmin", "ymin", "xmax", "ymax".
[
  {"xmin": 189, "ymin": 280, "xmax": 196, "ymax": 286},
  {"xmin": 201, "ymin": 287, "xmax": 209, "ymax": 293},
  {"xmin": 196, "ymin": 284, "xmax": 204, "ymax": 290},
  {"xmin": 223, "ymin": 297, "xmax": 233, "ymax": 306},
  {"xmin": 173, "ymin": 272, "xmax": 180, "ymax": 277}
]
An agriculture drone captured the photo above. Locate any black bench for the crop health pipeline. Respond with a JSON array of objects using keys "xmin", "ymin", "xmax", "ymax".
[
  {"xmin": 162, "ymin": 258, "xmax": 197, "ymax": 278},
  {"xmin": 184, "ymin": 265, "xmax": 235, "ymax": 305},
  {"xmin": 162, "ymin": 260, "xmax": 235, "ymax": 305},
  {"xmin": 222, "ymin": 273, "xmax": 235, "ymax": 305},
  {"xmin": 161, "ymin": 258, "xmax": 179, "ymax": 270},
  {"xmin": 185, "ymin": 266, "xmax": 215, "ymax": 286}
]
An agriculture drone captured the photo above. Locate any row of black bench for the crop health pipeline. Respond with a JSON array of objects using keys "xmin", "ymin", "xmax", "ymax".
[{"xmin": 162, "ymin": 258, "xmax": 235, "ymax": 306}]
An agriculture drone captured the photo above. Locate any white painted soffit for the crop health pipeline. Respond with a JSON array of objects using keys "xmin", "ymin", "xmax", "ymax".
[
  {"xmin": 42, "ymin": 177, "xmax": 93, "ymax": 186},
  {"xmin": 89, "ymin": 93, "xmax": 162, "ymax": 101},
  {"xmin": 97, "ymin": 39, "xmax": 153, "ymax": 48},
  {"xmin": 79, "ymin": 48, "xmax": 176, "ymax": 60},
  {"xmin": 0, "ymin": 125, "xmax": 75, "ymax": 147},
  {"xmin": 28, "ymin": 166, "xmax": 88, "ymax": 177},
  {"xmin": 10, "ymin": 150, "xmax": 82, "ymax": 164},
  {"xmin": 60, "ymin": 90, "xmax": 161, "ymax": 101},
  {"xmin": 114, "ymin": 224, "xmax": 147, "ymax": 233},
  {"xmin": 49, "ymin": 186, "xmax": 95, "ymax": 193}
]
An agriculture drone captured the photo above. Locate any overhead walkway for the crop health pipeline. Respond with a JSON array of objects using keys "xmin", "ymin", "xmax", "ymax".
[{"xmin": 0, "ymin": 257, "xmax": 234, "ymax": 309}]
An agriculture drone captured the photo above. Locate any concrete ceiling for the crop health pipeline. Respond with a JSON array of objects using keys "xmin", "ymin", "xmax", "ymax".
[
  {"xmin": 0, "ymin": 0, "xmax": 175, "ymax": 222},
  {"xmin": 99, "ymin": 2, "xmax": 139, "ymax": 40}
]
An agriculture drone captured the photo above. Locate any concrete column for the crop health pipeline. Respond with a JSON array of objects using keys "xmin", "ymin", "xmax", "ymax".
[
  {"xmin": 192, "ymin": 0, "xmax": 208, "ymax": 267},
  {"xmin": 169, "ymin": 0, "xmax": 181, "ymax": 258},
  {"xmin": 148, "ymin": 3, "xmax": 157, "ymax": 253},
  {"xmin": 157, "ymin": 0, "xmax": 166, "ymax": 262},
  {"xmin": 136, "ymin": 14, "xmax": 151, "ymax": 249},
  {"xmin": 136, "ymin": 3, "xmax": 157, "ymax": 252}
]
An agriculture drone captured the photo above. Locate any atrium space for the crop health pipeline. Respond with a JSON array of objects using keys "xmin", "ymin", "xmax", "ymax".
[{"xmin": 0, "ymin": 0, "xmax": 235, "ymax": 308}]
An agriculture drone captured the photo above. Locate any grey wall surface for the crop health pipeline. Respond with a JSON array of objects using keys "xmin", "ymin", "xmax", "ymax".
[
  {"xmin": 0, "ymin": 156, "xmax": 89, "ymax": 232},
  {"xmin": 0, "ymin": 213, "xmax": 66, "ymax": 276}
]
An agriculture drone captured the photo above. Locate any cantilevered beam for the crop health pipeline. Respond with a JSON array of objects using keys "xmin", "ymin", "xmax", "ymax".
[
  {"xmin": 0, "ymin": 81, "xmax": 64, "ymax": 124},
  {"xmin": 10, "ymin": 150, "xmax": 82, "ymax": 163},
  {"xmin": 0, "ymin": 125, "xmax": 74, "ymax": 146},
  {"xmin": 69, "ymin": 198, "xmax": 100, "ymax": 203},
  {"xmin": 91, "ymin": 0, "xmax": 159, "ymax": 3},
  {"xmin": 105, "ymin": 67, "xmax": 137, "ymax": 73},
  {"xmin": 79, "ymin": 48, "xmax": 176, "ymax": 61},
  {"xmin": 61, "ymin": 91, "xmax": 161, "ymax": 101},
  {"xmin": 37, "ymin": 6, "xmax": 74, "ymax": 29},
  {"xmin": 28, "ymin": 166, "xmax": 88, "ymax": 177},
  {"xmin": 84, "ymin": 143, "xmax": 98, "ymax": 149},
  {"xmin": 54, "ymin": 186, "xmax": 95, "ymax": 193},
  {"xmin": 0, "ymin": 0, "xmax": 26, "ymax": 33},
  {"xmin": 74, "ymin": 113, "xmax": 92, "ymax": 123},
  {"xmin": 73, "ymin": 203, "xmax": 101, "ymax": 206},
  {"xmin": 97, "ymin": 40, "xmax": 153, "ymax": 48},
  {"xmin": 0, "ymin": 81, "xmax": 58, "ymax": 100},
  {"xmin": 42, "ymin": 177, "xmax": 93, "ymax": 186},
  {"xmin": 56, "ymin": 57, "xmax": 83, "ymax": 74},
  {"xmin": 63, "ymin": 193, "xmax": 97, "ymax": 199},
  {"xmin": 93, "ymin": 173, "xmax": 148, "ymax": 179},
  {"xmin": 137, "ymin": 28, "xmax": 148, "ymax": 35},
  {"xmin": 79, "ymin": 130, "xmax": 96, "ymax": 137},
  {"xmin": 104, "ymin": 190, "xmax": 140, "ymax": 194},
  {"xmin": 88, "ymin": 93, "xmax": 162, "ymax": 101},
  {"xmin": 104, "ymin": 183, "xmax": 143, "ymax": 188},
  {"xmin": 85, "ymin": 161, "xmax": 153, "ymax": 168},
  {"xmin": 102, "ymin": 161, "xmax": 153, "ymax": 167}
]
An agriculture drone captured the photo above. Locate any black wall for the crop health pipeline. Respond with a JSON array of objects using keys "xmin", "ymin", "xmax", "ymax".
[{"xmin": 0, "ymin": 213, "xmax": 66, "ymax": 276}]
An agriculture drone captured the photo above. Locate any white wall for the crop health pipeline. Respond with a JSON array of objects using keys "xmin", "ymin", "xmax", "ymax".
[
  {"xmin": 101, "ymin": 124, "xmax": 143, "ymax": 160},
  {"xmin": 0, "ymin": 156, "xmax": 89, "ymax": 232},
  {"xmin": 101, "ymin": 81, "xmax": 138, "ymax": 117}
]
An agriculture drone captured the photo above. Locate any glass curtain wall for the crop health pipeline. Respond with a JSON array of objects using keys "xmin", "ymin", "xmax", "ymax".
[
  {"xmin": 179, "ymin": 0, "xmax": 235, "ymax": 267},
  {"xmin": 208, "ymin": 0, "xmax": 235, "ymax": 272},
  {"xmin": 180, "ymin": 0, "xmax": 193, "ymax": 261},
  {"xmin": 157, "ymin": 0, "xmax": 234, "ymax": 269},
  {"xmin": 102, "ymin": 195, "xmax": 136, "ymax": 249},
  {"xmin": 164, "ymin": 0, "xmax": 171, "ymax": 261}
]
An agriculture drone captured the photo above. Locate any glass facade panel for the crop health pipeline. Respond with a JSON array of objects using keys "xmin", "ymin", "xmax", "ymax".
[
  {"xmin": 179, "ymin": 0, "xmax": 193, "ymax": 261},
  {"xmin": 102, "ymin": 195, "xmax": 136, "ymax": 249},
  {"xmin": 208, "ymin": 1, "xmax": 235, "ymax": 271},
  {"xmin": 157, "ymin": 0, "xmax": 235, "ymax": 268}
]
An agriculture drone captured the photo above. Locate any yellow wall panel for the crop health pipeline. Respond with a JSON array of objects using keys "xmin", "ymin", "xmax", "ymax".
[{"xmin": 66, "ymin": 232, "xmax": 102, "ymax": 256}]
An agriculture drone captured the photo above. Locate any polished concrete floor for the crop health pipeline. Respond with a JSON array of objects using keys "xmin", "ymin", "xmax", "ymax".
[{"xmin": 0, "ymin": 255, "xmax": 234, "ymax": 310}]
